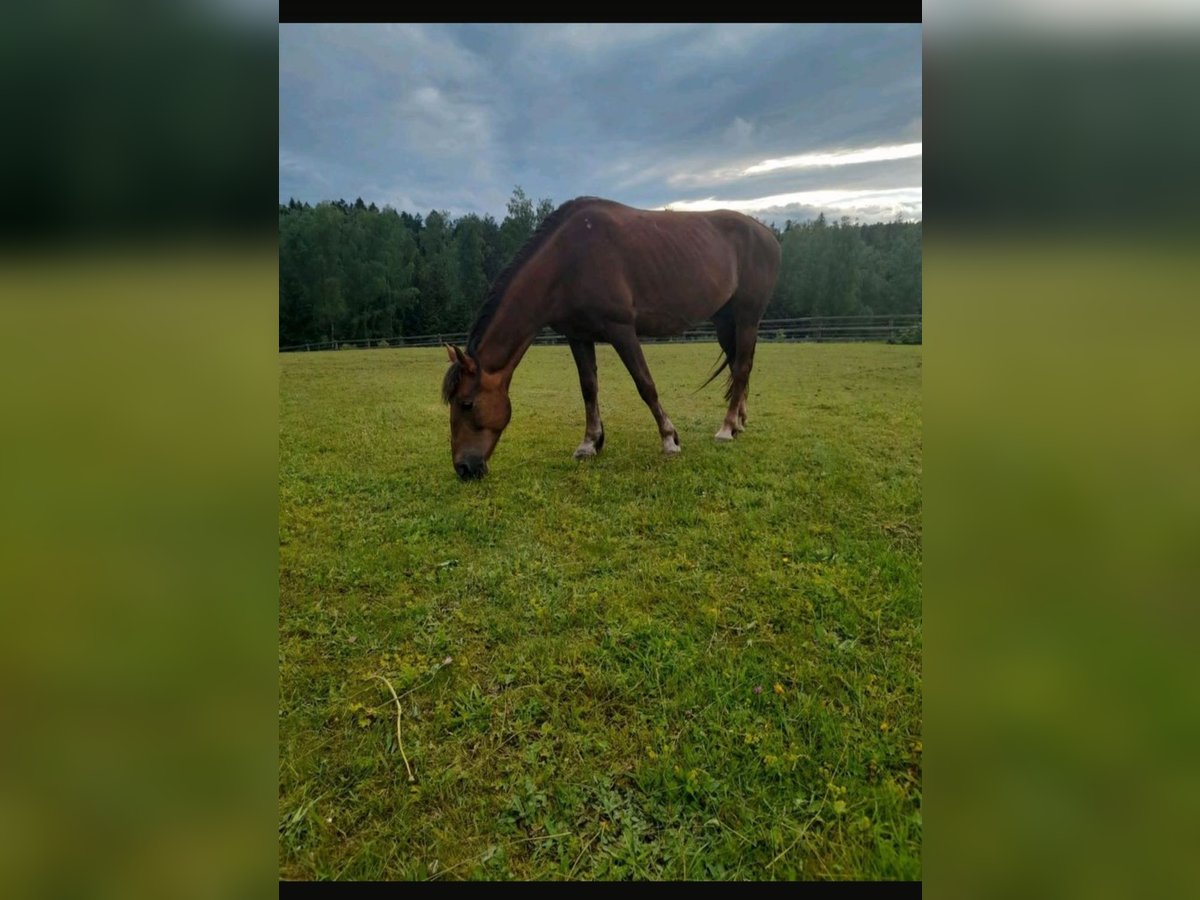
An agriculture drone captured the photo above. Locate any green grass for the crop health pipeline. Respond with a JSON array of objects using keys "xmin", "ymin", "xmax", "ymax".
[{"xmin": 279, "ymin": 342, "xmax": 922, "ymax": 881}]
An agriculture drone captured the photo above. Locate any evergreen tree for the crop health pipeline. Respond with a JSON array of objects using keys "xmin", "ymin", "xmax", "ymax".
[{"xmin": 277, "ymin": 195, "xmax": 920, "ymax": 348}]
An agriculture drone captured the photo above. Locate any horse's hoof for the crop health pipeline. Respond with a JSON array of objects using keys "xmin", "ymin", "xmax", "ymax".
[
  {"xmin": 714, "ymin": 428, "xmax": 735, "ymax": 442},
  {"xmin": 662, "ymin": 436, "xmax": 681, "ymax": 455},
  {"xmin": 573, "ymin": 444, "xmax": 597, "ymax": 460}
]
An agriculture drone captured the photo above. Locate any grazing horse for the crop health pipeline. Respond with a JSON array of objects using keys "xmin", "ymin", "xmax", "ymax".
[{"xmin": 441, "ymin": 196, "xmax": 781, "ymax": 480}]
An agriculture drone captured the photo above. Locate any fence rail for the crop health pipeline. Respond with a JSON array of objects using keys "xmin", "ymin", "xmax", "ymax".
[{"xmin": 279, "ymin": 314, "xmax": 921, "ymax": 353}]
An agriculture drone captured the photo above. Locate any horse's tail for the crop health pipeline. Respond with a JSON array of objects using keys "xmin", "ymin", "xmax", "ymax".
[{"xmin": 695, "ymin": 348, "xmax": 733, "ymax": 396}]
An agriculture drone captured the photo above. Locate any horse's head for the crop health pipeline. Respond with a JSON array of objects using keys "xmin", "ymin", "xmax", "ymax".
[{"xmin": 442, "ymin": 344, "xmax": 512, "ymax": 481}]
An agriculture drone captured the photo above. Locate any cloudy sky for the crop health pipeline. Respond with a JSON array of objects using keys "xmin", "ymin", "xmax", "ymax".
[{"xmin": 280, "ymin": 24, "xmax": 922, "ymax": 225}]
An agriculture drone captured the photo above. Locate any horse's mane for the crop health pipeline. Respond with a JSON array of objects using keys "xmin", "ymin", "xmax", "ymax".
[
  {"xmin": 442, "ymin": 196, "xmax": 604, "ymax": 405},
  {"xmin": 465, "ymin": 196, "xmax": 604, "ymax": 357},
  {"xmin": 441, "ymin": 358, "xmax": 464, "ymax": 404}
]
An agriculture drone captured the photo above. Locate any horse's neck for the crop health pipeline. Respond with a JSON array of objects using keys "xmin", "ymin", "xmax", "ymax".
[{"xmin": 475, "ymin": 281, "xmax": 550, "ymax": 376}]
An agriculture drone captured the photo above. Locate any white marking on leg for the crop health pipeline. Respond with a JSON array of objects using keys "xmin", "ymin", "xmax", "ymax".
[
  {"xmin": 714, "ymin": 426, "xmax": 734, "ymax": 442},
  {"xmin": 659, "ymin": 416, "xmax": 680, "ymax": 455},
  {"xmin": 573, "ymin": 440, "xmax": 597, "ymax": 460}
]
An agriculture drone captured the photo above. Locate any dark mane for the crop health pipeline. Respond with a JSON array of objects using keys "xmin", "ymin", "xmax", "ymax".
[
  {"xmin": 441, "ymin": 361, "xmax": 463, "ymax": 404},
  {"xmin": 465, "ymin": 196, "xmax": 605, "ymax": 357}
]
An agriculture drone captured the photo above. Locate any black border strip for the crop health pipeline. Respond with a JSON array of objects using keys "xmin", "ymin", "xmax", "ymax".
[
  {"xmin": 278, "ymin": 10, "xmax": 922, "ymax": 25},
  {"xmin": 280, "ymin": 880, "xmax": 922, "ymax": 893}
]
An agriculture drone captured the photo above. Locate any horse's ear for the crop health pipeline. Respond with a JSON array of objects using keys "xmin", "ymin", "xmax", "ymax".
[
  {"xmin": 449, "ymin": 344, "xmax": 477, "ymax": 375},
  {"xmin": 444, "ymin": 343, "xmax": 458, "ymax": 364}
]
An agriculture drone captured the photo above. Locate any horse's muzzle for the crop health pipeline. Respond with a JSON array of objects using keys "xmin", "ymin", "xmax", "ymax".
[{"xmin": 455, "ymin": 456, "xmax": 487, "ymax": 481}]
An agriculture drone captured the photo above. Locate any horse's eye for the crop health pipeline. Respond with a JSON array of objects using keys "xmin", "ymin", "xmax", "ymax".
[{"xmin": 459, "ymin": 400, "xmax": 474, "ymax": 411}]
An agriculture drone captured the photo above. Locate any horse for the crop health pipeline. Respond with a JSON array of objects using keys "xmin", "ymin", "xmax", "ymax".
[{"xmin": 441, "ymin": 196, "xmax": 781, "ymax": 480}]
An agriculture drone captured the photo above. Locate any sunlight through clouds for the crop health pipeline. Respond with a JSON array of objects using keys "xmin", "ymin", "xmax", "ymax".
[
  {"xmin": 742, "ymin": 142, "xmax": 922, "ymax": 175},
  {"xmin": 280, "ymin": 24, "xmax": 922, "ymax": 225},
  {"xmin": 660, "ymin": 187, "xmax": 922, "ymax": 218}
]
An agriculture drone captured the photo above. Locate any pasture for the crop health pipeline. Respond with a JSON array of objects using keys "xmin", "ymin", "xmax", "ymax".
[{"xmin": 279, "ymin": 342, "xmax": 922, "ymax": 880}]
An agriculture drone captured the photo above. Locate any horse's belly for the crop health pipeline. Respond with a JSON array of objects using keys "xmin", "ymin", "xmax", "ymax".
[{"xmin": 633, "ymin": 310, "xmax": 699, "ymax": 337}]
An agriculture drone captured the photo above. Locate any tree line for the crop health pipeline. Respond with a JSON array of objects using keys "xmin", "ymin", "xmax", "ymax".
[{"xmin": 279, "ymin": 186, "xmax": 921, "ymax": 347}]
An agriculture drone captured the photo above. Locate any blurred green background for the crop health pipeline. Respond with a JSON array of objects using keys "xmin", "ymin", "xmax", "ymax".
[
  {"xmin": 2, "ymin": 4, "xmax": 1199, "ymax": 895},
  {"xmin": 0, "ymin": 4, "xmax": 278, "ymax": 899},
  {"xmin": 926, "ymin": 237, "xmax": 1200, "ymax": 898},
  {"xmin": 0, "ymin": 248, "xmax": 278, "ymax": 899},
  {"xmin": 925, "ymin": 20, "xmax": 1200, "ymax": 900}
]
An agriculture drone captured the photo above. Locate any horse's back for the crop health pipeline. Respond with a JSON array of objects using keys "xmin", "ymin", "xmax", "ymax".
[{"xmin": 542, "ymin": 199, "xmax": 779, "ymax": 335}]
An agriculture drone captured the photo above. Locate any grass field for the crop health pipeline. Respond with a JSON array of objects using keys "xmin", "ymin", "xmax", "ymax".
[{"xmin": 279, "ymin": 341, "xmax": 922, "ymax": 880}]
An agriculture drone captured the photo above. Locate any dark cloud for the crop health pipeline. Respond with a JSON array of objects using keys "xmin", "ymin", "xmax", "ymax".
[{"xmin": 279, "ymin": 24, "xmax": 921, "ymax": 223}]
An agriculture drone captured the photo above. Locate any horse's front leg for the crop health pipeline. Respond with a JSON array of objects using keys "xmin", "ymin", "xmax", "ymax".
[
  {"xmin": 568, "ymin": 338, "xmax": 605, "ymax": 459},
  {"xmin": 609, "ymin": 328, "xmax": 681, "ymax": 455}
]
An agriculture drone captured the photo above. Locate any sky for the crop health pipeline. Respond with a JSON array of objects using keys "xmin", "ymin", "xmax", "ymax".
[{"xmin": 279, "ymin": 24, "xmax": 922, "ymax": 226}]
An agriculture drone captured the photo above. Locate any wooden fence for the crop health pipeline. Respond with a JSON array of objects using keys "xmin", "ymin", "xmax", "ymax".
[{"xmin": 279, "ymin": 314, "xmax": 921, "ymax": 353}]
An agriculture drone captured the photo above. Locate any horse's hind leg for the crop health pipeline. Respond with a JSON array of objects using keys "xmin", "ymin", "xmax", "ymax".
[
  {"xmin": 711, "ymin": 308, "xmax": 745, "ymax": 436},
  {"xmin": 569, "ymin": 338, "xmax": 605, "ymax": 459},
  {"xmin": 716, "ymin": 321, "xmax": 759, "ymax": 442},
  {"xmin": 609, "ymin": 327, "xmax": 681, "ymax": 455}
]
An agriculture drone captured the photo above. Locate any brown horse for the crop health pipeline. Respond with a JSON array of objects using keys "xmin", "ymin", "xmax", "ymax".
[{"xmin": 441, "ymin": 197, "xmax": 781, "ymax": 480}]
